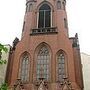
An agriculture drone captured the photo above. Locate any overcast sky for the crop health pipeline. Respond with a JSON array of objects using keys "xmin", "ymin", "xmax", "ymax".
[{"xmin": 0, "ymin": 0, "xmax": 90, "ymax": 54}]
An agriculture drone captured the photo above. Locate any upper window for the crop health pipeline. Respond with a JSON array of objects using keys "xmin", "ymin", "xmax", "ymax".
[
  {"xmin": 62, "ymin": 2, "xmax": 65, "ymax": 10},
  {"xmin": 26, "ymin": 3, "xmax": 33, "ymax": 12},
  {"xmin": 36, "ymin": 46, "xmax": 50, "ymax": 81},
  {"xmin": 19, "ymin": 55, "xmax": 29, "ymax": 83},
  {"xmin": 22, "ymin": 21, "xmax": 25, "ymax": 32},
  {"xmin": 57, "ymin": 52, "xmax": 66, "ymax": 82},
  {"xmin": 29, "ymin": 4, "xmax": 33, "ymax": 12},
  {"xmin": 38, "ymin": 4, "xmax": 51, "ymax": 28},
  {"xmin": 57, "ymin": 1, "xmax": 61, "ymax": 9},
  {"xmin": 64, "ymin": 18, "xmax": 68, "ymax": 29}
]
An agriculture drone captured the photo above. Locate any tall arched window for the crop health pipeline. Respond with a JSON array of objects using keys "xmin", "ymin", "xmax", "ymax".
[
  {"xmin": 38, "ymin": 4, "xmax": 51, "ymax": 28},
  {"xmin": 36, "ymin": 46, "xmax": 50, "ymax": 81},
  {"xmin": 57, "ymin": 52, "xmax": 66, "ymax": 82},
  {"xmin": 19, "ymin": 55, "xmax": 29, "ymax": 83}
]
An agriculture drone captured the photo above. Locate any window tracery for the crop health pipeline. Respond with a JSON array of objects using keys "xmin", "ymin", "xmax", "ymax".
[
  {"xmin": 57, "ymin": 52, "xmax": 66, "ymax": 82},
  {"xmin": 19, "ymin": 55, "xmax": 29, "ymax": 83},
  {"xmin": 36, "ymin": 46, "xmax": 50, "ymax": 81}
]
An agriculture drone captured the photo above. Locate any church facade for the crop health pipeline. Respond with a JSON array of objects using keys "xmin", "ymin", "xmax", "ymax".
[{"xmin": 6, "ymin": 0, "xmax": 84, "ymax": 90}]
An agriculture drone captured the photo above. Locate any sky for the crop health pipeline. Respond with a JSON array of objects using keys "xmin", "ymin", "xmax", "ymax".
[{"xmin": 0, "ymin": 0, "xmax": 90, "ymax": 55}]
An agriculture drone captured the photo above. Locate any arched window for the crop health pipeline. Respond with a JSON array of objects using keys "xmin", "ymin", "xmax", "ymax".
[
  {"xmin": 26, "ymin": 4, "xmax": 28, "ymax": 12},
  {"xmin": 19, "ymin": 55, "xmax": 29, "ymax": 83},
  {"xmin": 22, "ymin": 21, "xmax": 25, "ymax": 32},
  {"xmin": 57, "ymin": 52, "xmax": 66, "ymax": 82},
  {"xmin": 26, "ymin": 3, "xmax": 33, "ymax": 12},
  {"xmin": 57, "ymin": 1, "xmax": 61, "ymax": 9},
  {"xmin": 36, "ymin": 46, "xmax": 50, "ymax": 81},
  {"xmin": 29, "ymin": 4, "xmax": 33, "ymax": 12},
  {"xmin": 38, "ymin": 4, "xmax": 51, "ymax": 28},
  {"xmin": 62, "ymin": 2, "xmax": 65, "ymax": 10},
  {"xmin": 64, "ymin": 18, "xmax": 68, "ymax": 29}
]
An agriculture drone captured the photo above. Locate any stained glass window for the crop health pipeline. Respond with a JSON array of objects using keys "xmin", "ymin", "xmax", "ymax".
[
  {"xmin": 57, "ymin": 52, "xmax": 66, "ymax": 82},
  {"xmin": 36, "ymin": 46, "xmax": 50, "ymax": 81},
  {"xmin": 20, "ymin": 55, "xmax": 29, "ymax": 83}
]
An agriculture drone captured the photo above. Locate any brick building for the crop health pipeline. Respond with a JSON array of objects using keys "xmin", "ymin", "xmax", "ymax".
[{"xmin": 6, "ymin": 0, "xmax": 84, "ymax": 90}]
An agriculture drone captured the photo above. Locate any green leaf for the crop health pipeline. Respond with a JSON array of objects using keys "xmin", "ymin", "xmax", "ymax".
[
  {"xmin": 0, "ymin": 60, "xmax": 3, "ymax": 65},
  {"xmin": 0, "ymin": 44, "xmax": 8, "ymax": 53},
  {"xmin": 3, "ymin": 60, "xmax": 7, "ymax": 64},
  {"xmin": 0, "ymin": 60, "xmax": 7, "ymax": 64},
  {"xmin": 0, "ymin": 43, "xmax": 8, "ymax": 65},
  {"xmin": 0, "ymin": 83, "xmax": 8, "ymax": 90}
]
